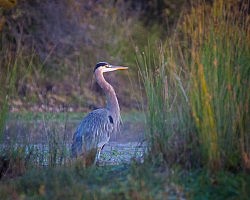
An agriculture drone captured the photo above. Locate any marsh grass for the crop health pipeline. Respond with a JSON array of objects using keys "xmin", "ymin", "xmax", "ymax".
[
  {"xmin": 139, "ymin": 0, "xmax": 250, "ymax": 171},
  {"xmin": 182, "ymin": 0, "xmax": 250, "ymax": 171},
  {"xmin": 0, "ymin": 161, "xmax": 185, "ymax": 199},
  {"xmin": 0, "ymin": 112, "xmax": 72, "ymax": 180},
  {"xmin": 0, "ymin": 49, "xmax": 71, "ymax": 175},
  {"xmin": 183, "ymin": 170, "xmax": 250, "ymax": 200},
  {"xmin": 0, "ymin": 47, "xmax": 26, "ymax": 178},
  {"xmin": 0, "ymin": 45, "xmax": 47, "ymax": 177},
  {"xmin": 0, "ymin": 50, "xmax": 18, "ymax": 140},
  {"xmin": 0, "ymin": 1, "xmax": 249, "ymax": 198},
  {"xmin": 137, "ymin": 42, "xmax": 197, "ymax": 168},
  {"xmin": 42, "ymin": 113, "xmax": 70, "ymax": 167},
  {"xmin": 0, "ymin": 97, "xmax": 8, "ymax": 141}
]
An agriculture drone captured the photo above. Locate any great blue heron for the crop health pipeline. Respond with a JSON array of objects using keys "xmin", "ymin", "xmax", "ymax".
[{"xmin": 71, "ymin": 62, "xmax": 128, "ymax": 165}]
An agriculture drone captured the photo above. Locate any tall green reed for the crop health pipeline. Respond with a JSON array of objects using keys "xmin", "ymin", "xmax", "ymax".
[
  {"xmin": 0, "ymin": 46, "xmax": 43, "ymax": 177},
  {"xmin": 137, "ymin": 42, "xmax": 197, "ymax": 167},
  {"xmin": 0, "ymin": 50, "xmax": 19, "ymax": 141},
  {"xmin": 42, "ymin": 113, "xmax": 70, "ymax": 167},
  {"xmin": 138, "ymin": 0, "xmax": 250, "ymax": 171},
  {"xmin": 182, "ymin": 0, "xmax": 250, "ymax": 171}
]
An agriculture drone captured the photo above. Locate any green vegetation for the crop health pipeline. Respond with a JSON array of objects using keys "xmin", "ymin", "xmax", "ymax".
[
  {"xmin": 184, "ymin": 0, "xmax": 250, "ymax": 171},
  {"xmin": 0, "ymin": 0, "xmax": 161, "ymax": 111},
  {"xmin": 137, "ymin": 41, "xmax": 196, "ymax": 168},
  {"xmin": 139, "ymin": 0, "xmax": 250, "ymax": 172},
  {"xmin": 0, "ymin": 0, "xmax": 250, "ymax": 199},
  {"xmin": 0, "ymin": 163, "xmax": 185, "ymax": 199},
  {"xmin": 0, "ymin": 46, "xmax": 20, "ymax": 141},
  {"xmin": 183, "ymin": 170, "xmax": 250, "ymax": 200}
]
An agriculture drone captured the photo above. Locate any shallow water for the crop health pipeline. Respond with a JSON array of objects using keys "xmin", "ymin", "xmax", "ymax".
[{"xmin": 3, "ymin": 115, "xmax": 146, "ymax": 166}]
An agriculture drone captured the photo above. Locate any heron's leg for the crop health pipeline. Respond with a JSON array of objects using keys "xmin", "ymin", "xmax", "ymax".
[
  {"xmin": 94, "ymin": 147, "xmax": 101, "ymax": 165},
  {"xmin": 94, "ymin": 144, "xmax": 106, "ymax": 165}
]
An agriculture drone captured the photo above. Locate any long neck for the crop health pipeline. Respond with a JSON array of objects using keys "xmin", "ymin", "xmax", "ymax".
[{"xmin": 95, "ymin": 70, "xmax": 121, "ymax": 126}]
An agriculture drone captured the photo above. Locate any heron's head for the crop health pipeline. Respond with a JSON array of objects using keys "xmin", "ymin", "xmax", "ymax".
[{"xmin": 94, "ymin": 62, "xmax": 128, "ymax": 73}]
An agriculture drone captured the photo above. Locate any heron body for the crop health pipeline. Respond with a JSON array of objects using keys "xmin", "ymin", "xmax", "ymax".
[{"xmin": 71, "ymin": 62, "xmax": 128, "ymax": 165}]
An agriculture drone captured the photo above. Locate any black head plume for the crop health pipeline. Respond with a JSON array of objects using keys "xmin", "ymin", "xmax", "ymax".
[{"xmin": 94, "ymin": 62, "xmax": 109, "ymax": 72}]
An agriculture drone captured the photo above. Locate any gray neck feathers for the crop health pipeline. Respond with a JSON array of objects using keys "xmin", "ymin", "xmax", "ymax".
[{"xmin": 95, "ymin": 70, "xmax": 121, "ymax": 132}]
